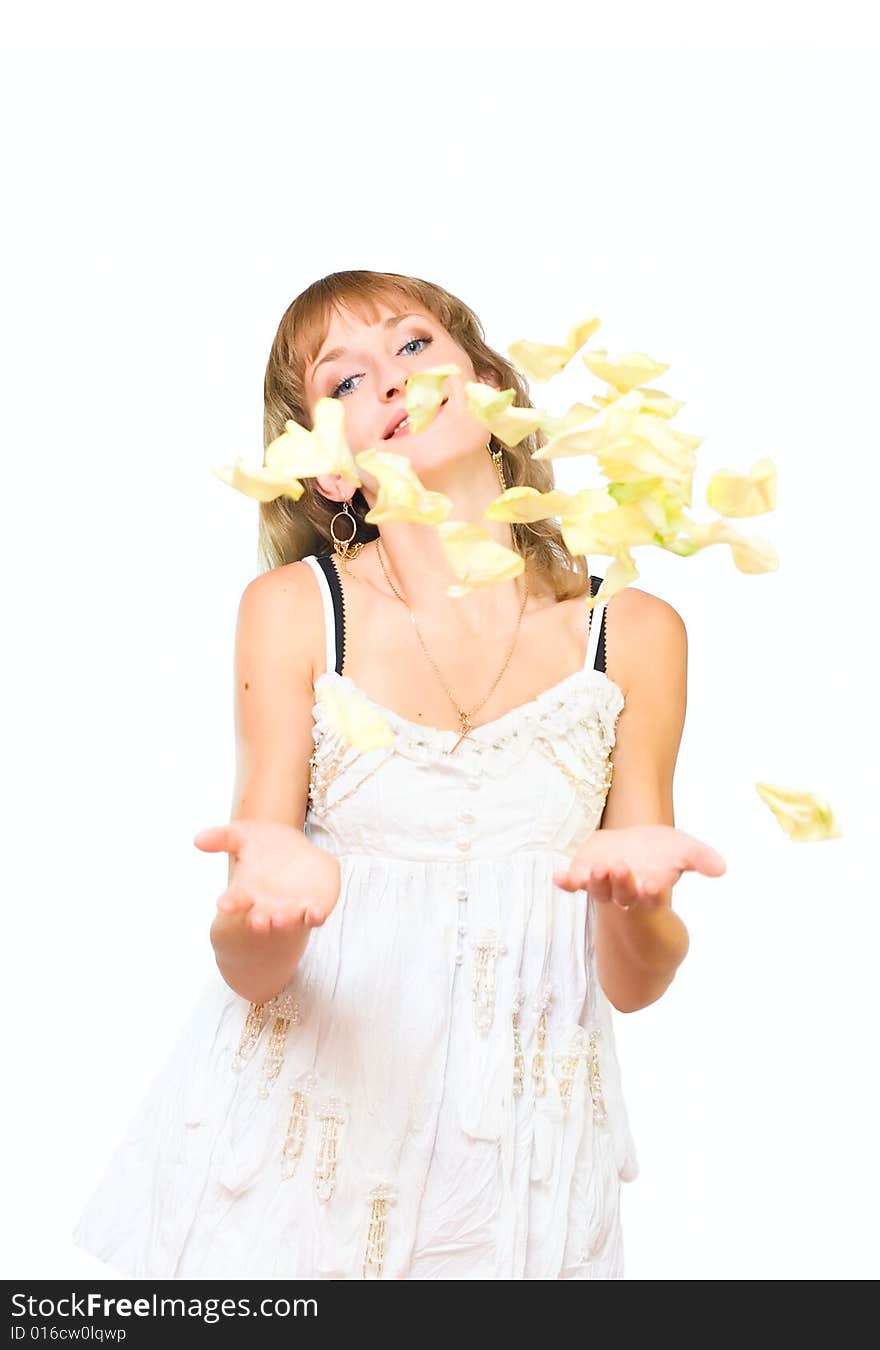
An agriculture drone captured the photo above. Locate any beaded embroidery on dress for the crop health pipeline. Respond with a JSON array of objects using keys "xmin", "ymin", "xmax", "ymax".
[{"xmin": 72, "ymin": 553, "xmax": 639, "ymax": 1280}]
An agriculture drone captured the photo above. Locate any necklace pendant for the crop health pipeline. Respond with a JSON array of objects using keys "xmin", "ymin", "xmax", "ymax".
[{"xmin": 448, "ymin": 713, "xmax": 473, "ymax": 755}]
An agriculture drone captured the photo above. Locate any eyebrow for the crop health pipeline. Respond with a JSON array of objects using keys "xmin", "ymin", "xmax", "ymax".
[{"xmin": 311, "ymin": 313, "xmax": 427, "ymax": 379}]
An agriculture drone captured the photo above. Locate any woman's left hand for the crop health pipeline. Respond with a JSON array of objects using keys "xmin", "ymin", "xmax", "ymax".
[{"xmin": 552, "ymin": 824, "xmax": 726, "ymax": 911}]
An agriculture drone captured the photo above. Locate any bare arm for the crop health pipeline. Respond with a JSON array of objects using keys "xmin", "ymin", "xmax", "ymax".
[
  {"xmin": 208, "ymin": 563, "xmax": 326, "ymax": 1003},
  {"xmin": 592, "ymin": 589, "xmax": 691, "ymax": 1013}
]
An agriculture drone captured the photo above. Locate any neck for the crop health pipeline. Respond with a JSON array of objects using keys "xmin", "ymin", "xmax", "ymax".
[{"xmin": 363, "ymin": 449, "xmax": 526, "ymax": 631}]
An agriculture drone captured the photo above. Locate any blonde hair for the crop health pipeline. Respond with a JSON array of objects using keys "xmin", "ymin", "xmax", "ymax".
[{"xmin": 259, "ymin": 269, "xmax": 591, "ymax": 601}]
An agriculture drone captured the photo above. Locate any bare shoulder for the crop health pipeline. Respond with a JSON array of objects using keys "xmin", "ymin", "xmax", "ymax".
[
  {"xmin": 603, "ymin": 584, "xmax": 687, "ymax": 698},
  {"xmin": 237, "ymin": 559, "xmax": 325, "ymax": 686},
  {"xmin": 229, "ymin": 560, "xmax": 327, "ymax": 836},
  {"xmin": 598, "ymin": 583, "xmax": 689, "ymax": 838}
]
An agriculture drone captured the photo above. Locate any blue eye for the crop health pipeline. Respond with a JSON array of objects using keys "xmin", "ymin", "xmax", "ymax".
[{"xmin": 330, "ymin": 336, "xmax": 433, "ymax": 399}]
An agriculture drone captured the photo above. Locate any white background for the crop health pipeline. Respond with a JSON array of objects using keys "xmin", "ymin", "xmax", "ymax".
[{"xmin": 3, "ymin": 2, "xmax": 878, "ymax": 1281}]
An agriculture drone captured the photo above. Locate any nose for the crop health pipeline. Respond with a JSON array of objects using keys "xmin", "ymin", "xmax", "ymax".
[{"xmin": 375, "ymin": 352, "xmax": 413, "ymax": 402}]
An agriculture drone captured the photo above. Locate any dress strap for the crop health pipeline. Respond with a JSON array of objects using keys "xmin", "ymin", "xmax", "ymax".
[
  {"xmin": 300, "ymin": 554, "xmax": 346, "ymax": 677},
  {"xmin": 303, "ymin": 553, "xmax": 602, "ymax": 678},
  {"xmin": 585, "ymin": 575, "xmax": 608, "ymax": 674}
]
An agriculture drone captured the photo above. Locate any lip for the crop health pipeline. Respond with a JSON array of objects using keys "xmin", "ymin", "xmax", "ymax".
[{"xmin": 383, "ymin": 397, "xmax": 448, "ymax": 441}]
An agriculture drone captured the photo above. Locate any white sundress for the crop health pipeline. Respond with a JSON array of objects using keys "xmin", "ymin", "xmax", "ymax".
[{"xmin": 72, "ymin": 553, "xmax": 639, "ymax": 1281}]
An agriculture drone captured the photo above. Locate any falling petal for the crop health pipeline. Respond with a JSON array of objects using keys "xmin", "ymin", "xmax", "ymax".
[
  {"xmin": 212, "ymin": 459, "xmax": 305, "ymax": 503},
  {"xmin": 311, "ymin": 398, "xmax": 362, "ymax": 479},
  {"xmin": 484, "ymin": 485, "xmax": 574, "ymax": 523},
  {"xmin": 539, "ymin": 401, "xmax": 602, "ymax": 439},
  {"xmin": 265, "ymin": 398, "xmax": 361, "ymax": 484},
  {"xmin": 596, "ymin": 425, "xmax": 697, "ymax": 486},
  {"xmin": 591, "ymin": 551, "xmax": 640, "ymax": 604},
  {"xmin": 593, "ymin": 385, "xmax": 685, "ymax": 419},
  {"xmin": 707, "ymin": 458, "xmax": 777, "ymax": 517},
  {"xmin": 508, "ymin": 317, "xmax": 602, "ymax": 381},
  {"xmin": 755, "ymin": 783, "xmax": 842, "ymax": 841},
  {"xmin": 565, "ymin": 317, "xmax": 603, "ymax": 353},
  {"xmin": 465, "ymin": 381, "xmax": 517, "ymax": 419},
  {"xmin": 725, "ymin": 530, "xmax": 779, "ymax": 574},
  {"xmin": 435, "ymin": 521, "xmax": 525, "ymax": 595},
  {"xmin": 665, "ymin": 517, "xmax": 779, "ymax": 573},
  {"xmin": 404, "ymin": 364, "xmax": 461, "ymax": 434},
  {"xmin": 582, "ymin": 349, "xmax": 669, "ymax": 392},
  {"xmin": 508, "ymin": 340, "xmax": 571, "ymax": 382},
  {"xmin": 531, "ymin": 391, "xmax": 643, "ymax": 461},
  {"xmin": 560, "ymin": 497, "xmax": 655, "ymax": 559},
  {"xmin": 355, "ymin": 448, "xmax": 452, "ymax": 525},
  {"xmin": 484, "ymin": 406, "xmax": 548, "ymax": 447},
  {"xmin": 317, "ymin": 681, "xmax": 394, "ymax": 752},
  {"xmin": 465, "ymin": 381, "xmax": 546, "ymax": 447},
  {"xmin": 609, "ymin": 476, "xmax": 693, "ymax": 523}
]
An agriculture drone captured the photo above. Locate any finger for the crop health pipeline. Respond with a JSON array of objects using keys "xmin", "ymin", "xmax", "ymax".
[
  {"xmin": 610, "ymin": 862, "xmax": 639, "ymax": 911},
  {"xmin": 586, "ymin": 865, "xmax": 614, "ymax": 906},
  {"xmin": 699, "ymin": 844, "xmax": 727, "ymax": 876},
  {"xmin": 247, "ymin": 907, "xmax": 272, "ymax": 933},
  {"xmin": 635, "ymin": 872, "xmax": 665, "ymax": 903},
  {"xmin": 194, "ymin": 823, "xmax": 244, "ymax": 855},
  {"xmin": 305, "ymin": 903, "xmax": 335, "ymax": 928},
  {"xmin": 682, "ymin": 838, "xmax": 727, "ymax": 877},
  {"xmin": 216, "ymin": 880, "xmax": 253, "ymax": 915},
  {"xmin": 270, "ymin": 905, "xmax": 313, "ymax": 930}
]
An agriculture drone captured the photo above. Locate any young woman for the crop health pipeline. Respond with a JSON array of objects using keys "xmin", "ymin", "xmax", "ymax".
[{"xmin": 73, "ymin": 269, "xmax": 725, "ymax": 1280}]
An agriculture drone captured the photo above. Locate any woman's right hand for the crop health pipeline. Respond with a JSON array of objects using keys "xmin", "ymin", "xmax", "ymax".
[{"xmin": 193, "ymin": 820, "xmax": 341, "ymax": 934}]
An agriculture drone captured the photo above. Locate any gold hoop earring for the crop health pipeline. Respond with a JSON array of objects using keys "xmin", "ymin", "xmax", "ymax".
[
  {"xmin": 329, "ymin": 498, "xmax": 364, "ymax": 562},
  {"xmin": 487, "ymin": 438, "xmax": 507, "ymax": 492}
]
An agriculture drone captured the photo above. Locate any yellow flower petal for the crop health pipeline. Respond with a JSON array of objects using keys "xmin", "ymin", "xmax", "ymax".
[
  {"xmin": 484, "ymin": 485, "xmax": 574, "ymax": 523},
  {"xmin": 265, "ymin": 398, "xmax": 362, "ymax": 484},
  {"xmin": 565, "ymin": 317, "xmax": 603, "ymax": 353},
  {"xmin": 755, "ymin": 782, "xmax": 842, "ymax": 842},
  {"xmin": 664, "ymin": 517, "xmax": 779, "ymax": 573},
  {"xmin": 582, "ymin": 348, "xmax": 669, "ymax": 392},
  {"xmin": 531, "ymin": 391, "xmax": 643, "ymax": 461},
  {"xmin": 538, "ymin": 401, "xmax": 601, "ymax": 439},
  {"xmin": 212, "ymin": 459, "xmax": 305, "ymax": 503},
  {"xmin": 464, "ymin": 381, "xmax": 517, "ymax": 420},
  {"xmin": 592, "ymin": 385, "xmax": 685, "ymax": 418},
  {"xmin": 589, "ymin": 551, "xmax": 640, "ymax": 606},
  {"xmin": 560, "ymin": 497, "xmax": 655, "ymax": 558},
  {"xmin": 404, "ymin": 364, "xmax": 461, "ymax": 434},
  {"xmin": 590, "ymin": 411, "xmax": 699, "ymax": 489},
  {"xmin": 464, "ymin": 381, "xmax": 546, "ymax": 447},
  {"xmin": 609, "ymin": 477, "xmax": 693, "ymax": 531},
  {"xmin": 435, "ymin": 521, "xmax": 525, "ymax": 596},
  {"xmin": 725, "ymin": 530, "xmax": 779, "ymax": 574},
  {"xmin": 507, "ymin": 317, "xmax": 602, "ymax": 381},
  {"xmin": 354, "ymin": 448, "xmax": 452, "ymax": 525},
  {"xmin": 707, "ymin": 458, "xmax": 777, "ymax": 517},
  {"xmin": 316, "ymin": 681, "xmax": 394, "ymax": 751},
  {"xmin": 485, "ymin": 406, "xmax": 548, "ymax": 448}
]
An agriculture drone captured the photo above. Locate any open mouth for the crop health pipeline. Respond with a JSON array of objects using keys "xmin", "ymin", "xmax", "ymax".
[{"xmin": 386, "ymin": 398, "xmax": 449, "ymax": 440}]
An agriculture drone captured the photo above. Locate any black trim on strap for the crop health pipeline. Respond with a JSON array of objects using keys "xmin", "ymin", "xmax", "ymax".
[
  {"xmin": 314, "ymin": 554, "xmax": 346, "ymax": 676},
  {"xmin": 315, "ymin": 552, "xmax": 604, "ymax": 680},
  {"xmin": 589, "ymin": 575, "xmax": 607, "ymax": 674}
]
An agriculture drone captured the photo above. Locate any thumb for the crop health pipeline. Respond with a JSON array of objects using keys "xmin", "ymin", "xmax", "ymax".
[
  {"xmin": 687, "ymin": 838, "xmax": 727, "ymax": 877},
  {"xmin": 193, "ymin": 823, "xmax": 242, "ymax": 855}
]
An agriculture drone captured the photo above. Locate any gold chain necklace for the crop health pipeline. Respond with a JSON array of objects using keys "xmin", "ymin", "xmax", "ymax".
[{"xmin": 375, "ymin": 537, "xmax": 529, "ymax": 754}]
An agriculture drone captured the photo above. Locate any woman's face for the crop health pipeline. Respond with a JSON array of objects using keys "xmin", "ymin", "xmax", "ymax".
[{"xmin": 304, "ymin": 300, "xmax": 498, "ymax": 473}]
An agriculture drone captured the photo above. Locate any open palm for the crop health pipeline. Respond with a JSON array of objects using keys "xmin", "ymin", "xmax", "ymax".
[
  {"xmin": 553, "ymin": 824, "xmax": 726, "ymax": 910},
  {"xmin": 193, "ymin": 819, "xmax": 341, "ymax": 934}
]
